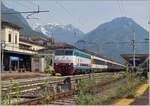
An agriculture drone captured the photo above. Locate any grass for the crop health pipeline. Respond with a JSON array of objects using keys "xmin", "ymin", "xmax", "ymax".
[
  {"xmin": 1, "ymin": 79, "xmax": 23, "ymax": 105},
  {"xmin": 2, "ymin": 79, "xmax": 14, "ymax": 105},
  {"xmin": 14, "ymin": 82, "xmax": 22, "ymax": 104},
  {"xmin": 41, "ymin": 76, "xmax": 56, "ymax": 104},
  {"xmin": 75, "ymin": 71, "xmax": 143, "ymax": 105}
]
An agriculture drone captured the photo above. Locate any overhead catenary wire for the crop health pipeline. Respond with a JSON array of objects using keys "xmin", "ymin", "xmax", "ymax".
[
  {"xmin": 30, "ymin": 0, "xmax": 64, "ymax": 42},
  {"xmin": 117, "ymin": 0, "xmax": 125, "ymax": 17},
  {"xmin": 2, "ymin": 0, "xmax": 49, "ymax": 14},
  {"xmin": 17, "ymin": 0, "xmax": 41, "ymax": 19},
  {"xmin": 16, "ymin": 0, "xmax": 34, "ymax": 10},
  {"xmin": 121, "ymin": 0, "xmax": 127, "ymax": 17},
  {"xmin": 2, "ymin": 1, "xmax": 148, "ymax": 47},
  {"xmin": 55, "ymin": 1, "xmax": 86, "ymax": 31}
]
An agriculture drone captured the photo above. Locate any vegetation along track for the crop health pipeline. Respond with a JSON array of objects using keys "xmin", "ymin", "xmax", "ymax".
[
  {"xmin": 17, "ymin": 72, "xmax": 125, "ymax": 105},
  {"xmin": 2, "ymin": 72, "xmax": 119, "ymax": 96}
]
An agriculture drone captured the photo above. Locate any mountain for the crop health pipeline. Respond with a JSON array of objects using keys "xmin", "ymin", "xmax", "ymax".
[
  {"xmin": 75, "ymin": 17, "xmax": 149, "ymax": 63},
  {"xmin": 34, "ymin": 23, "xmax": 85, "ymax": 44},
  {"xmin": 1, "ymin": 2, "xmax": 49, "ymax": 39}
]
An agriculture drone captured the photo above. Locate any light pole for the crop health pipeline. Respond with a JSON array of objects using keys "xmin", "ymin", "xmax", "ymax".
[
  {"xmin": 132, "ymin": 31, "xmax": 136, "ymax": 71},
  {"xmin": 1, "ymin": 41, "xmax": 6, "ymax": 72},
  {"xmin": 1, "ymin": 42, "xmax": 2, "ymax": 72},
  {"xmin": 144, "ymin": 38, "xmax": 149, "ymax": 73}
]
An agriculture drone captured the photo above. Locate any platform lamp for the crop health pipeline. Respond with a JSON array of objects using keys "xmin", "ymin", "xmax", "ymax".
[
  {"xmin": 144, "ymin": 38, "xmax": 149, "ymax": 72},
  {"xmin": 1, "ymin": 40, "xmax": 6, "ymax": 72}
]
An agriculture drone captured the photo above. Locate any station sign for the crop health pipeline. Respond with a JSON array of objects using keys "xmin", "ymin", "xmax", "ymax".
[
  {"xmin": 128, "ymin": 58, "xmax": 143, "ymax": 62},
  {"xmin": 10, "ymin": 56, "xmax": 19, "ymax": 61}
]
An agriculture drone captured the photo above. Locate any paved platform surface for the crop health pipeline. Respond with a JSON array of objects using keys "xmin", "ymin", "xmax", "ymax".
[
  {"xmin": 131, "ymin": 88, "xmax": 149, "ymax": 105},
  {"xmin": 1, "ymin": 72, "xmax": 48, "ymax": 80}
]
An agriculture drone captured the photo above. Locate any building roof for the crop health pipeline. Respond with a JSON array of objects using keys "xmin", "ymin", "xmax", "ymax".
[
  {"xmin": 121, "ymin": 54, "xmax": 149, "ymax": 66},
  {"xmin": 47, "ymin": 42, "xmax": 77, "ymax": 50},
  {"xmin": 19, "ymin": 37, "xmax": 46, "ymax": 47},
  {"xmin": 2, "ymin": 20, "xmax": 21, "ymax": 29},
  {"xmin": 31, "ymin": 36, "xmax": 51, "ymax": 41},
  {"xmin": 38, "ymin": 48, "xmax": 54, "ymax": 54}
]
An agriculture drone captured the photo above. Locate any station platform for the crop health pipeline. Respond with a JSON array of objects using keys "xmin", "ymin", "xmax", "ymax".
[
  {"xmin": 113, "ymin": 82, "xmax": 149, "ymax": 105},
  {"xmin": 131, "ymin": 88, "xmax": 149, "ymax": 105}
]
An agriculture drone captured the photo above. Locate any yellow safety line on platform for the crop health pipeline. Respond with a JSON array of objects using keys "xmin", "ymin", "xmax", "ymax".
[
  {"xmin": 113, "ymin": 82, "xmax": 149, "ymax": 105},
  {"xmin": 113, "ymin": 98, "xmax": 134, "ymax": 105},
  {"xmin": 135, "ymin": 83, "xmax": 149, "ymax": 97}
]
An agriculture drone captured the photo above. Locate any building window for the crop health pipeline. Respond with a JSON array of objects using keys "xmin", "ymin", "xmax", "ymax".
[
  {"xmin": 15, "ymin": 35, "xmax": 17, "ymax": 44},
  {"xmin": 8, "ymin": 34, "xmax": 11, "ymax": 42}
]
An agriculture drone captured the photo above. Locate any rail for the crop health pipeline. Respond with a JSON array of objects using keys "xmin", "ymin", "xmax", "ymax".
[
  {"xmin": 17, "ymin": 75, "xmax": 125, "ymax": 105},
  {"xmin": 17, "ymin": 89, "xmax": 77, "ymax": 105}
]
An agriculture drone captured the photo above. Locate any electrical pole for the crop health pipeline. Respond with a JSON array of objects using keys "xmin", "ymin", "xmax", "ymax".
[
  {"xmin": 133, "ymin": 31, "xmax": 136, "ymax": 68},
  {"xmin": 132, "ymin": 30, "xmax": 136, "ymax": 72},
  {"xmin": 1, "ymin": 41, "xmax": 6, "ymax": 72},
  {"xmin": 1, "ymin": 42, "xmax": 3, "ymax": 72}
]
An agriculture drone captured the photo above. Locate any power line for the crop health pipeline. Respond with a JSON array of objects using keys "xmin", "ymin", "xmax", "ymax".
[
  {"xmin": 2, "ymin": 0, "xmax": 33, "ymax": 12},
  {"xmin": 121, "ymin": 0, "xmax": 127, "ymax": 17},
  {"xmin": 17, "ymin": 0, "xmax": 41, "ymax": 20},
  {"xmin": 16, "ymin": 0, "xmax": 34, "ymax": 10},
  {"xmin": 2, "ymin": 4, "xmax": 49, "ymax": 20},
  {"xmin": 2, "ymin": 9, "xmax": 49, "ymax": 14},
  {"xmin": 2, "ymin": 0, "xmax": 49, "ymax": 14},
  {"xmin": 117, "ymin": 0, "xmax": 123, "ymax": 17},
  {"xmin": 55, "ymin": 1, "xmax": 86, "ymax": 30}
]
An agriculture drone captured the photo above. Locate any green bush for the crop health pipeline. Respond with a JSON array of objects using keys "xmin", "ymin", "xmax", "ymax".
[
  {"xmin": 44, "ymin": 55, "xmax": 54, "ymax": 74},
  {"xmin": 45, "ymin": 66, "xmax": 54, "ymax": 74}
]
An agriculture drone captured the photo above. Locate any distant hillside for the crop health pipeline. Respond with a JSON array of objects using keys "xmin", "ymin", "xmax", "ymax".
[
  {"xmin": 75, "ymin": 17, "xmax": 149, "ymax": 63},
  {"xmin": 34, "ymin": 23, "xmax": 85, "ymax": 44},
  {"xmin": 1, "ymin": 2, "xmax": 49, "ymax": 39}
]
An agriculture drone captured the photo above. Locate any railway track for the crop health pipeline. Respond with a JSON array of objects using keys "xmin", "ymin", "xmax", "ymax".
[
  {"xmin": 16, "ymin": 89, "xmax": 77, "ymax": 105},
  {"xmin": 50, "ymin": 95, "xmax": 77, "ymax": 105},
  {"xmin": 50, "ymin": 76, "xmax": 126, "ymax": 105},
  {"xmin": 1, "ymin": 72, "xmax": 124, "ymax": 105},
  {"xmin": 2, "ymin": 78, "xmax": 65, "ymax": 97},
  {"xmin": 17, "ymin": 75, "xmax": 124, "ymax": 105},
  {"xmin": 2, "ymin": 72, "xmax": 114, "ymax": 94}
]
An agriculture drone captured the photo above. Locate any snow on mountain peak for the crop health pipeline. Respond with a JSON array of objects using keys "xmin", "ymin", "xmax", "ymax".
[
  {"xmin": 34, "ymin": 23, "xmax": 84, "ymax": 44},
  {"xmin": 47, "ymin": 22, "xmax": 61, "ymax": 26},
  {"xmin": 40, "ymin": 27, "xmax": 48, "ymax": 35}
]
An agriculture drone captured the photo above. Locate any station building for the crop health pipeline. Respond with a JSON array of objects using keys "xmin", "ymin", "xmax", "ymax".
[{"xmin": 1, "ymin": 21, "xmax": 46, "ymax": 72}]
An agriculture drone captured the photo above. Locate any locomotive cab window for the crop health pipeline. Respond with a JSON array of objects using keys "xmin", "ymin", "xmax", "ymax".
[
  {"xmin": 55, "ymin": 49, "xmax": 73, "ymax": 55},
  {"xmin": 65, "ymin": 50, "xmax": 73, "ymax": 55}
]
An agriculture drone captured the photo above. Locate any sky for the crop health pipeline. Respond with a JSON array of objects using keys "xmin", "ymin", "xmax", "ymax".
[{"xmin": 2, "ymin": 0, "xmax": 150, "ymax": 33}]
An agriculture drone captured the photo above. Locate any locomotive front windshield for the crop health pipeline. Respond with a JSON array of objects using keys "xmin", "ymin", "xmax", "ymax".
[{"xmin": 55, "ymin": 49, "xmax": 73, "ymax": 55}]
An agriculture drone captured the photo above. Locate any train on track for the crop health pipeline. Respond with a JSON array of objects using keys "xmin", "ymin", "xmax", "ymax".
[{"xmin": 54, "ymin": 48, "xmax": 125, "ymax": 75}]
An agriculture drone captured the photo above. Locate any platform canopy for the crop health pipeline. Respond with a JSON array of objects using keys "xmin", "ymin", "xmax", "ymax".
[{"xmin": 120, "ymin": 54, "xmax": 149, "ymax": 66}]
